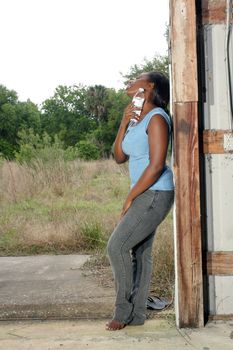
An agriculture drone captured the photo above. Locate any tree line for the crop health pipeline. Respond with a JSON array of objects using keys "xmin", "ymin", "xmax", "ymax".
[{"xmin": 0, "ymin": 55, "xmax": 168, "ymax": 161}]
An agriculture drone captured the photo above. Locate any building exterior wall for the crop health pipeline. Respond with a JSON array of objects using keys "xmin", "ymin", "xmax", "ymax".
[
  {"xmin": 203, "ymin": 20, "xmax": 233, "ymax": 316},
  {"xmin": 201, "ymin": 1, "xmax": 233, "ymax": 317},
  {"xmin": 170, "ymin": 0, "xmax": 233, "ymax": 325}
]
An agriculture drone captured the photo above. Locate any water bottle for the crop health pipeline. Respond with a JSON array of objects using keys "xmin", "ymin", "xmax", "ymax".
[{"xmin": 130, "ymin": 87, "xmax": 145, "ymax": 124}]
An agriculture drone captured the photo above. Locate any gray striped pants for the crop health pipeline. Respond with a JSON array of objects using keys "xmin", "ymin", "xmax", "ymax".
[{"xmin": 107, "ymin": 189, "xmax": 174, "ymax": 325}]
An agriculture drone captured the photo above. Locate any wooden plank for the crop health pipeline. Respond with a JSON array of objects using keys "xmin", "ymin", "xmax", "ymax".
[
  {"xmin": 209, "ymin": 314, "xmax": 233, "ymax": 321},
  {"xmin": 173, "ymin": 102, "xmax": 204, "ymax": 327},
  {"xmin": 170, "ymin": 0, "xmax": 198, "ymax": 103},
  {"xmin": 207, "ymin": 252, "xmax": 233, "ymax": 275},
  {"xmin": 202, "ymin": 0, "xmax": 233, "ymax": 24},
  {"xmin": 203, "ymin": 130, "xmax": 233, "ymax": 154}
]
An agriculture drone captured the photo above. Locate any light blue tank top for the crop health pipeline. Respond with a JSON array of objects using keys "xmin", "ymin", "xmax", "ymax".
[{"xmin": 121, "ymin": 107, "xmax": 174, "ymax": 191}]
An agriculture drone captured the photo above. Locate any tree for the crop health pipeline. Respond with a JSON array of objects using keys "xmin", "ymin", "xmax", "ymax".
[
  {"xmin": 121, "ymin": 54, "xmax": 169, "ymax": 84},
  {"xmin": 85, "ymin": 85, "xmax": 108, "ymax": 125},
  {"xmin": 41, "ymin": 84, "xmax": 129, "ymax": 158},
  {"xmin": 0, "ymin": 85, "xmax": 18, "ymax": 106},
  {"xmin": 0, "ymin": 85, "xmax": 41, "ymax": 159},
  {"xmin": 15, "ymin": 101, "xmax": 41, "ymax": 133},
  {"xmin": 85, "ymin": 88, "xmax": 130, "ymax": 157},
  {"xmin": 0, "ymin": 85, "xmax": 18, "ymax": 158},
  {"xmin": 0, "ymin": 49, "xmax": 169, "ymax": 160},
  {"xmin": 41, "ymin": 85, "xmax": 96, "ymax": 147}
]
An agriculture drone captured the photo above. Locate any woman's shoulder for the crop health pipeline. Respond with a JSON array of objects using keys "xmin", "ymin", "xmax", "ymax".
[
  {"xmin": 144, "ymin": 107, "xmax": 172, "ymax": 131},
  {"xmin": 146, "ymin": 107, "xmax": 170, "ymax": 118}
]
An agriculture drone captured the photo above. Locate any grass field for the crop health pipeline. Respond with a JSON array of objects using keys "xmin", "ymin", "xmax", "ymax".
[{"xmin": 0, "ymin": 158, "xmax": 174, "ymax": 297}]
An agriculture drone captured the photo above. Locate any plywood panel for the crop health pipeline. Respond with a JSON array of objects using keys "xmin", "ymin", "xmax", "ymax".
[
  {"xmin": 203, "ymin": 25, "xmax": 233, "ymax": 130},
  {"xmin": 204, "ymin": 154, "xmax": 233, "ymax": 251},
  {"xmin": 209, "ymin": 276, "xmax": 233, "ymax": 315}
]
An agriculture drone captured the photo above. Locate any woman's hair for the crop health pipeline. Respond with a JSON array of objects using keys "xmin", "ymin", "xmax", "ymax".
[{"xmin": 146, "ymin": 71, "xmax": 170, "ymax": 109}]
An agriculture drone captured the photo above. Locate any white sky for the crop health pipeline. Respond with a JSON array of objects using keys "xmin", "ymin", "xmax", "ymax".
[{"xmin": 0, "ymin": 0, "xmax": 169, "ymax": 105}]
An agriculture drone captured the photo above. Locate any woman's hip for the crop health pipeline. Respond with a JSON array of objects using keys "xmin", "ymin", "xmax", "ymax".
[{"xmin": 107, "ymin": 189, "xmax": 174, "ymax": 249}]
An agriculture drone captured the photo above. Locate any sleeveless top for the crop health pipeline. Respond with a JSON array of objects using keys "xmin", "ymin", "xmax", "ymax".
[{"xmin": 121, "ymin": 107, "xmax": 174, "ymax": 191}]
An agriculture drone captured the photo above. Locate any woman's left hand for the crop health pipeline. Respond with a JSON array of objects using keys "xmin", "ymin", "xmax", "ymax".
[{"xmin": 120, "ymin": 198, "xmax": 133, "ymax": 218}]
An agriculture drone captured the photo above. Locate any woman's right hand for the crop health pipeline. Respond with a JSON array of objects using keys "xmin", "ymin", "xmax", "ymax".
[{"xmin": 121, "ymin": 103, "xmax": 139, "ymax": 127}]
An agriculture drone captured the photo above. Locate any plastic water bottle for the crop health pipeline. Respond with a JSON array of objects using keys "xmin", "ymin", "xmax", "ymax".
[{"xmin": 130, "ymin": 87, "xmax": 145, "ymax": 124}]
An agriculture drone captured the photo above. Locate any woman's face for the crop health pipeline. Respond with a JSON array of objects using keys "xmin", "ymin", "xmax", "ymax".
[{"xmin": 126, "ymin": 73, "xmax": 154, "ymax": 97}]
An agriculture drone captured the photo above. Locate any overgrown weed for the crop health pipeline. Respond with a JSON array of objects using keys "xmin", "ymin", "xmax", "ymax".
[{"xmin": 0, "ymin": 158, "xmax": 174, "ymax": 296}]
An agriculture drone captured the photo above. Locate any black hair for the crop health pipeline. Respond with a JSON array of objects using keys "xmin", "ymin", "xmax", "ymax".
[{"xmin": 146, "ymin": 71, "xmax": 170, "ymax": 110}]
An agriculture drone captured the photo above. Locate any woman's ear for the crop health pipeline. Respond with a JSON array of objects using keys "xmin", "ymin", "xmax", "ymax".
[{"xmin": 147, "ymin": 82, "xmax": 155, "ymax": 91}]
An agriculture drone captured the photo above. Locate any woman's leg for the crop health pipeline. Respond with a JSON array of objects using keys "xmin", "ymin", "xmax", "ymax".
[
  {"xmin": 129, "ymin": 232, "xmax": 155, "ymax": 325},
  {"xmin": 106, "ymin": 189, "xmax": 174, "ymax": 330}
]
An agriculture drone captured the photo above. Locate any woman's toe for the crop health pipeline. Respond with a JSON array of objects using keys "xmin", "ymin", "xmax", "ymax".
[{"xmin": 105, "ymin": 320, "xmax": 126, "ymax": 331}]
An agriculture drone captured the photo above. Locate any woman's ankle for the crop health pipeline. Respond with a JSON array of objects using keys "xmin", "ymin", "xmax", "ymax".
[{"xmin": 127, "ymin": 314, "xmax": 145, "ymax": 326}]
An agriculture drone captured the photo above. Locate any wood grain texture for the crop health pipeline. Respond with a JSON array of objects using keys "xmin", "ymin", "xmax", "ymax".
[
  {"xmin": 203, "ymin": 130, "xmax": 233, "ymax": 154},
  {"xmin": 171, "ymin": 0, "xmax": 204, "ymax": 328},
  {"xmin": 170, "ymin": 0, "xmax": 198, "ymax": 103},
  {"xmin": 207, "ymin": 252, "xmax": 233, "ymax": 275},
  {"xmin": 173, "ymin": 102, "xmax": 204, "ymax": 327},
  {"xmin": 202, "ymin": 0, "xmax": 233, "ymax": 24},
  {"xmin": 209, "ymin": 314, "xmax": 233, "ymax": 321}
]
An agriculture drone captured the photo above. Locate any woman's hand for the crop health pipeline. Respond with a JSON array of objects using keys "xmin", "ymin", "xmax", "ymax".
[
  {"xmin": 121, "ymin": 103, "xmax": 139, "ymax": 127},
  {"xmin": 120, "ymin": 197, "xmax": 133, "ymax": 218}
]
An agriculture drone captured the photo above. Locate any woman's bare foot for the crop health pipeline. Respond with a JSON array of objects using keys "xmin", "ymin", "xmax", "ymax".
[{"xmin": 105, "ymin": 319, "xmax": 126, "ymax": 331}]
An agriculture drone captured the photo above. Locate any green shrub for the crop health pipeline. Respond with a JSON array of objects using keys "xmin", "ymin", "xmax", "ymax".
[
  {"xmin": 14, "ymin": 128, "xmax": 102, "ymax": 163},
  {"xmin": 76, "ymin": 140, "xmax": 100, "ymax": 160},
  {"xmin": 64, "ymin": 146, "xmax": 80, "ymax": 161},
  {"xmin": 14, "ymin": 129, "xmax": 67, "ymax": 163},
  {"xmin": 0, "ymin": 139, "xmax": 16, "ymax": 160},
  {"xmin": 80, "ymin": 222, "xmax": 106, "ymax": 250}
]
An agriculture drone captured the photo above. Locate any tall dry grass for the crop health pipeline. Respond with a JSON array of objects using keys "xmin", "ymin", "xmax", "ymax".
[
  {"xmin": 0, "ymin": 157, "xmax": 174, "ymax": 296},
  {"xmin": 0, "ymin": 158, "xmax": 129, "ymax": 254}
]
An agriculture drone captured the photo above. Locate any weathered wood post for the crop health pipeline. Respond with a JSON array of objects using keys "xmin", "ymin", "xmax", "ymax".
[{"xmin": 170, "ymin": 0, "xmax": 204, "ymax": 327}]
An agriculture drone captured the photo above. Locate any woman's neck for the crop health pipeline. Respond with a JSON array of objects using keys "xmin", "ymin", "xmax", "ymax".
[{"xmin": 140, "ymin": 102, "xmax": 158, "ymax": 118}]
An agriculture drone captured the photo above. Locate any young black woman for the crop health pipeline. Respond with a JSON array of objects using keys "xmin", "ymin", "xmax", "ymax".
[{"xmin": 106, "ymin": 72, "xmax": 174, "ymax": 331}]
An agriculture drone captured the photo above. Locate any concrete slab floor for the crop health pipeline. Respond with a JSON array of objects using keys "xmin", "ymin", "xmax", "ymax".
[
  {"xmin": 0, "ymin": 255, "xmax": 115, "ymax": 320},
  {"xmin": 0, "ymin": 319, "xmax": 233, "ymax": 350}
]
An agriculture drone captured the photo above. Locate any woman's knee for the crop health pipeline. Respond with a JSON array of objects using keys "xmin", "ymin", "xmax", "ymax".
[
  {"xmin": 107, "ymin": 238, "xmax": 113, "ymax": 257},
  {"xmin": 107, "ymin": 236, "xmax": 119, "ymax": 258},
  {"xmin": 107, "ymin": 235, "xmax": 128, "ymax": 259}
]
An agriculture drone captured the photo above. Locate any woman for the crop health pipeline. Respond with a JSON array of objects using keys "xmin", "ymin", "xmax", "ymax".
[{"xmin": 106, "ymin": 71, "xmax": 174, "ymax": 331}]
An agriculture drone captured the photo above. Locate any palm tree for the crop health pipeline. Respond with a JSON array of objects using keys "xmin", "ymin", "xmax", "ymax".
[{"xmin": 85, "ymin": 85, "xmax": 108, "ymax": 125}]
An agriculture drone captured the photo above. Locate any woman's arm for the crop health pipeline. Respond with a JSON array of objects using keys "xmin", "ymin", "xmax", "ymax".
[
  {"xmin": 121, "ymin": 114, "xmax": 169, "ymax": 217},
  {"xmin": 113, "ymin": 103, "xmax": 136, "ymax": 164},
  {"xmin": 113, "ymin": 123, "xmax": 129, "ymax": 164}
]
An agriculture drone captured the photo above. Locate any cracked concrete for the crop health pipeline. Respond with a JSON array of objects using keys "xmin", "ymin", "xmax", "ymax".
[
  {"xmin": 0, "ymin": 255, "xmax": 115, "ymax": 320},
  {"xmin": 0, "ymin": 319, "xmax": 233, "ymax": 350},
  {"xmin": 0, "ymin": 254, "xmax": 232, "ymax": 349}
]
